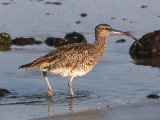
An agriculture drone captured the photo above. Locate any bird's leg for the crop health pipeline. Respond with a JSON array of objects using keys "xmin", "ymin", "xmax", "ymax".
[
  {"xmin": 68, "ymin": 76, "xmax": 74, "ymax": 97},
  {"xmin": 43, "ymin": 71, "xmax": 53, "ymax": 97}
]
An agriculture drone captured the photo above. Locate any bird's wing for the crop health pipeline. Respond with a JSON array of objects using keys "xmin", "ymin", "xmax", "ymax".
[{"xmin": 22, "ymin": 43, "xmax": 94, "ymax": 70}]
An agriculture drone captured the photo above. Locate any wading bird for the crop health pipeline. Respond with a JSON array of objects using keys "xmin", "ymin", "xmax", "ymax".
[{"xmin": 19, "ymin": 24, "xmax": 139, "ymax": 97}]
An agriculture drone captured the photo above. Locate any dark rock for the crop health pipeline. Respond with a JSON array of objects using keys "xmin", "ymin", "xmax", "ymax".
[
  {"xmin": 0, "ymin": 33, "xmax": 12, "ymax": 51},
  {"xmin": 12, "ymin": 37, "xmax": 42, "ymax": 46},
  {"xmin": 45, "ymin": 13, "xmax": 51, "ymax": 15},
  {"xmin": 130, "ymin": 30, "xmax": 160, "ymax": 57},
  {"xmin": 52, "ymin": 2, "xmax": 61, "ymax": 5},
  {"xmin": 0, "ymin": 88, "xmax": 10, "ymax": 97},
  {"xmin": 45, "ymin": 37, "xmax": 66, "ymax": 47},
  {"xmin": 110, "ymin": 17, "xmax": 116, "ymax": 20},
  {"xmin": 45, "ymin": 2, "xmax": 61, "ymax": 5},
  {"xmin": 122, "ymin": 18, "xmax": 128, "ymax": 21},
  {"xmin": 45, "ymin": 32, "xmax": 87, "ymax": 47},
  {"xmin": 1, "ymin": 3, "xmax": 11, "ymax": 5},
  {"xmin": 75, "ymin": 21, "xmax": 82, "ymax": 24},
  {"xmin": 0, "ymin": 33, "xmax": 11, "ymax": 45},
  {"xmin": 116, "ymin": 39, "xmax": 126, "ymax": 43},
  {"xmin": 129, "ymin": 20, "xmax": 137, "ymax": 23},
  {"xmin": 80, "ymin": 13, "xmax": 87, "ymax": 17},
  {"xmin": 147, "ymin": 94, "xmax": 159, "ymax": 99},
  {"xmin": 141, "ymin": 5, "xmax": 148, "ymax": 8},
  {"xmin": 36, "ymin": 0, "xmax": 45, "ymax": 2},
  {"xmin": 129, "ymin": 30, "xmax": 160, "ymax": 68},
  {"xmin": 0, "ymin": 44, "xmax": 11, "ymax": 52},
  {"xmin": 64, "ymin": 32, "xmax": 87, "ymax": 44}
]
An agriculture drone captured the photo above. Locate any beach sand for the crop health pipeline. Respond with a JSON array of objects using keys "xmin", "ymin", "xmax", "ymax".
[{"xmin": 33, "ymin": 100, "xmax": 160, "ymax": 120}]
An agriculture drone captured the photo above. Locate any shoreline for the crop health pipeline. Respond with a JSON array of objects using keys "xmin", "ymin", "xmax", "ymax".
[{"xmin": 32, "ymin": 99, "xmax": 160, "ymax": 120}]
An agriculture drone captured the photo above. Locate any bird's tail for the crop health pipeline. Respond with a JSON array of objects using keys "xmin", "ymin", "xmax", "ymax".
[{"xmin": 18, "ymin": 62, "xmax": 34, "ymax": 70}]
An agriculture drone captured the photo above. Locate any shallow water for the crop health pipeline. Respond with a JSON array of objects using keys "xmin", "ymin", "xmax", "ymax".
[{"xmin": 0, "ymin": 0, "xmax": 160, "ymax": 120}]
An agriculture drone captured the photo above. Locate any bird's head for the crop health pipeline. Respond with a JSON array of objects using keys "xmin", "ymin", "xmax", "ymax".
[
  {"xmin": 95, "ymin": 24, "xmax": 126, "ymax": 36},
  {"xmin": 95, "ymin": 24, "xmax": 141, "ymax": 45}
]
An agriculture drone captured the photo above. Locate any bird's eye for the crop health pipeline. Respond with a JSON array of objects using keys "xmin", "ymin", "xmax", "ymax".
[{"xmin": 105, "ymin": 27, "xmax": 111, "ymax": 31}]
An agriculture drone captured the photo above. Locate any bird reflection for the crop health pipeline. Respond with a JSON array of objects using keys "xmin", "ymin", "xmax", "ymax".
[
  {"xmin": 47, "ymin": 97, "xmax": 54, "ymax": 117},
  {"xmin": 46, "ymin": 96, "xmax": 76, "ymax": 117},
  {"xmin": 69, "ymin": 97, "xmax": 74, "ymax": 113}
]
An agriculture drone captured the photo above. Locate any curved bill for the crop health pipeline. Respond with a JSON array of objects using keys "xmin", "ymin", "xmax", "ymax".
[{"xmin": 111, "ymin": 29, "xmax": 141, "ymax": 46}]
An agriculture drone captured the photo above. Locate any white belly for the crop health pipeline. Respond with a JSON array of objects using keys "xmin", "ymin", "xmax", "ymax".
[{"xmin": 49, "ymin": 67, "xmax": 93, "ymax": 77}]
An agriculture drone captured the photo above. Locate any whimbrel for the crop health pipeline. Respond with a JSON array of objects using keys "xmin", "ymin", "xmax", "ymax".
[{"xmin": 19, "ymin": 24, "xmax": 139, "ymax": 97}]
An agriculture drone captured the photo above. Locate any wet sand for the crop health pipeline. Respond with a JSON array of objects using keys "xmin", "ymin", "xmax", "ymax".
[{"xmin": 33, "ymin": 100, "xmax": 160, "ymax": 120}]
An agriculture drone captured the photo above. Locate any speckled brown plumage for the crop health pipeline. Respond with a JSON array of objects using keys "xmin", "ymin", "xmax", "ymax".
[
  {"xmin": 19, "ymin": 24, "xmax": 131, "ymax": 97},
  {"xmin": 19, "ymin": 42, "xmax": 105, "ymax": 76}
]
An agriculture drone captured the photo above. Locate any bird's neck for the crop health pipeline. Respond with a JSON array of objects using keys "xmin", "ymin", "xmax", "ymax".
[{"xmin": 94, "ymin": 31, "xmax": 107, "ymax": 51}]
